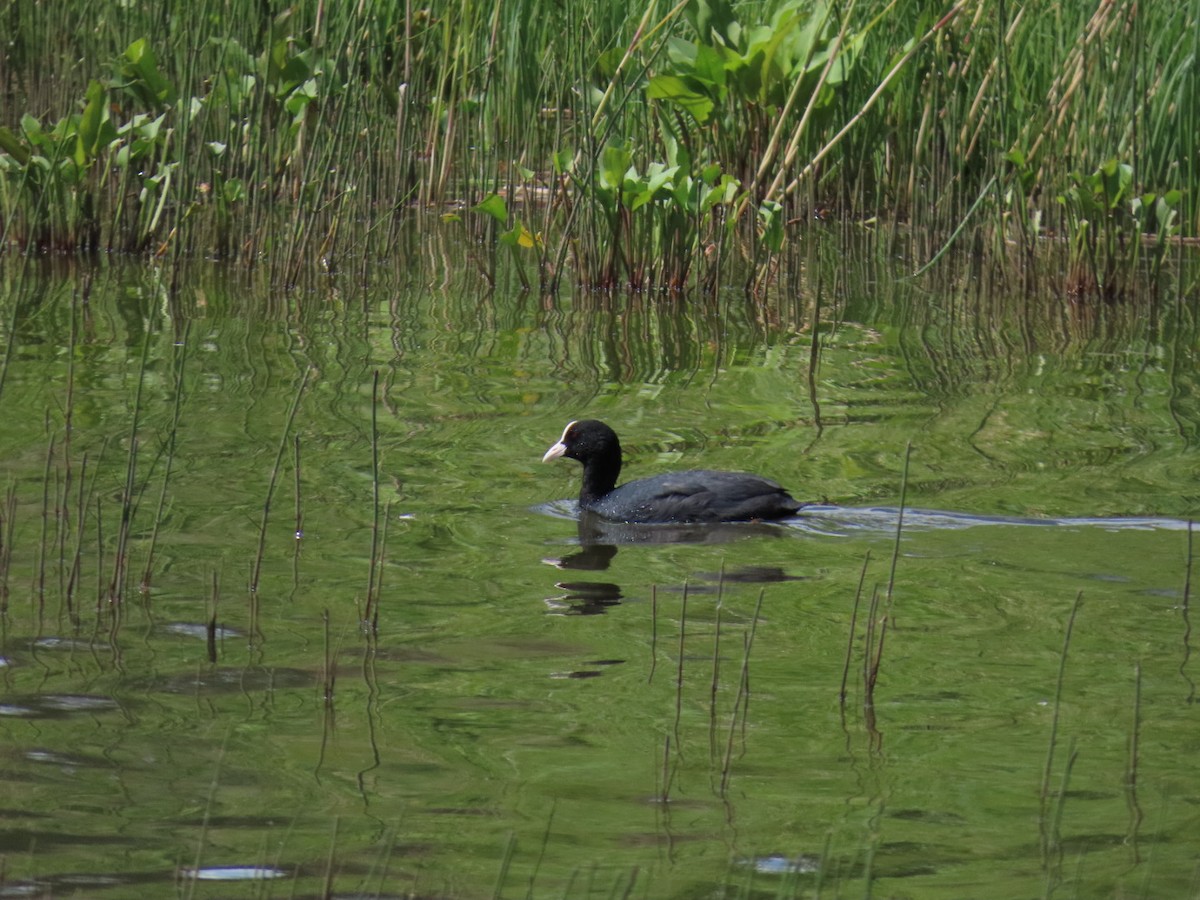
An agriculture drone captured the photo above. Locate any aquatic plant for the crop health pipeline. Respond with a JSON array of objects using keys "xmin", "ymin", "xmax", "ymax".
[
  {"xmin": 1056, "ymin": 159, "xmax": 1182, "ymax": 299},
  {"xmin": 0, "ymin": 0, "xmax": 1194, "ymax": 296}
]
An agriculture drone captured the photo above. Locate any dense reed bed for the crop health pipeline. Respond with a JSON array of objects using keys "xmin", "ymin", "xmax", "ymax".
[{"xmin": 1, "ymin": 0, "xmax": 1196, "ymax": 295}]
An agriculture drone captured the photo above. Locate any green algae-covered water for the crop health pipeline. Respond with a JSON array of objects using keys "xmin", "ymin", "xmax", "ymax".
[{"xmin": 0, "ymin": 252, "xmax": 1197, "ymax": 898}]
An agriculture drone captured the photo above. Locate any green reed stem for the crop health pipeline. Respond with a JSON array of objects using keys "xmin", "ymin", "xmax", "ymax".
[
  {"xmin": 365, "ymin": 370, "xmax": 382, "ymax": 630},
  {"xmin": 841, "ymin": 550, "xmax": 872, "ymax": 709},
  {"xmin": 648, "ymin": 583, "xmax": 658, "ymax": 684},
  {"xmin": 141, "ymin": 319, "xmax": 190, "ymax": 591},
  {"xmin": 1039, "ymin": 590, "xmax": 1083, "ymax": 864},
  {"xmin": 720, "ymin": 587, "xmax": 765, "ymax": 795},
  {"xmin": 1124, "ymin": 661, "xmax": 1143, "ymax": 861},
  {"xmin": 109, "ymin": 327, "xmax": 154, "ymax": 604},
  {"xmin": 249, "ymin": 368, "xmax": 309, "ymax": 596},
  {"xmin": 673, "ymin": 579, "xmax": 689, "ymax": 752}
]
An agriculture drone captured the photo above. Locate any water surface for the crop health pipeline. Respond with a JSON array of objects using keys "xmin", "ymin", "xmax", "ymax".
[{"xmin": 0, "ymin": 254, "xmax": 1196, "ymax": 898}]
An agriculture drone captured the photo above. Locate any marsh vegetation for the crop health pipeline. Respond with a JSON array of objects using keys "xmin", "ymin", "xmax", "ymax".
[
  {"xmin": 2, "ymin": 1, "xmax": 1200, "ymax": 897},
  {"xmin": 1, "ymin": 0, "xmax": 1196, "ymax": 296}
]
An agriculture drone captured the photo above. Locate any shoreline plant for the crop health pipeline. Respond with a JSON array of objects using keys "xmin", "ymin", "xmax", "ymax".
[{"xmin": 0, "ymin": 0, "xmax": 1195, "ymax": 297}]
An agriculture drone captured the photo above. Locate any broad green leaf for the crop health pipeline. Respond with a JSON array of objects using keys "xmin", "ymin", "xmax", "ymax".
[
  {"xmin": 501, "ymin": 224, "xmax": 540, "ymax": 249},
  {"xmin": 123, "ymin": 38, "xmax": 177, "ymax": 107},
  {"xmin": 471, "ymin": 193, "xmax": 508, "ymax": 224},
  {"xmin": 76, "ymin": 80, "xmax": 112, "ymax": 166},
  {"xmin": 646, "ymin": 74, "xmax": 715, "ymax": 123},
  {"xmin": 598, "ymin": 145, "xmax": 631, "ymax": 189},
  {"xmin": 552, "ymin": 149, "xmax": 573, "ymax": 175}
]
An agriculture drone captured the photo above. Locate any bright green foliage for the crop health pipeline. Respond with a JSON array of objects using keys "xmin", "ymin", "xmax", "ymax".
[
  {"xmin": 650, "ymin": 0, "xmax": 854, "ymax": 128},
  {"xmin": 464, "ymin": 192, "xmax": 543, "ymax": 288},
  {"xmin": 0, "ymin": 0, "xmax": 1195, "ymax": 296},
  {"xmin": 560, "ymin": 139, "xmax": 744, "ymax": 290},
  {"xmin": 117, "ymin": 40, "xmax": 178, "ymax": 111},
  {"xmin": 1056, "ymin": 159, "xmax": 1184, "ymax": 298}
]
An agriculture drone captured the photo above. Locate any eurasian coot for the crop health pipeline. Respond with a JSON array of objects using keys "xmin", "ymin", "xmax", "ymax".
[{"xmin": 542, "ymin": 419, "xmax": 803, "ymax": 524}]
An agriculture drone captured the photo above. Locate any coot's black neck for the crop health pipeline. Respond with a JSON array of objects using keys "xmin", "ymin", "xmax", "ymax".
[{"xmin": 578, "ymin": 452, "xmax": 621, "ymax": 504}]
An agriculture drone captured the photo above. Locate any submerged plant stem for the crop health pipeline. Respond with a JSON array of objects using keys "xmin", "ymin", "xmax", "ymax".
[{"xmin": 1039, "ymin": 590, "xmax": 1083, "ymax": 864}]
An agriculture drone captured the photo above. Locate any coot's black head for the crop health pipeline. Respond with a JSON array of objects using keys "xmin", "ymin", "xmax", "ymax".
[{"xmin": 542, "ymin": 419, "xmax": 622, "ymax": 502}]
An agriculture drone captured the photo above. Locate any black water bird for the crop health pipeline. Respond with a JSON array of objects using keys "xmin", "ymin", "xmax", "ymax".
[{"xmin": 542, "ymin": 419, "xmax": 803, "ymax": 524}]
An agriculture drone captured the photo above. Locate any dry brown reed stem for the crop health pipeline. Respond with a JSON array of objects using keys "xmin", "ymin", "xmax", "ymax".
[
  {"xmin": 740, "ymin": 0, "xmax": 858, "ymax": 217},
  {"xmin": 589, "ymin": 0, "xmax": 691, "ymax": 131},
  {"xmin": 774, "ymin": 2, "xmax": 967, "ymax": 204},
  {"xmin": 1030, "ymin": 0, "xmax": 1127, "ymax": 163}
]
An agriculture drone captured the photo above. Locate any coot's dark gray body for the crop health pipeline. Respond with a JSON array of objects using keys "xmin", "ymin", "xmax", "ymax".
[{"xmin": 542, "ymin": 420, "xmax": 803, "ymax": 524}]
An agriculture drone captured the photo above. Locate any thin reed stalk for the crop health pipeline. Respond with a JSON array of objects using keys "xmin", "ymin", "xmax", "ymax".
[
  {"xmin": 322, "ymin": 817, "xmax": 340, "ymax": 899},
  {"xmin": 673, "ymin": 579, "xmax": 689, "ymax": 753},
  {"xmin": 840, "ymin": 550, "xmax": 873, "ymax": 709},
  {"xmin": 322, "ymin": 608, "xmax": 335, "ymax": 706},
  {"xmin": 141, "ymin": 319, "xmax": 190, "ymax": 591},
  {"xmin": 206, "ymin": 570, "xmax": 219, "ymax": 664},
  {"xmin": 249, "ymin": 368, "xmax": 309, "ymax": 596},
  {"xmin": 719, "ymin": 588, "xmax": 765, "ymax": 795},
  {"xmin": 36, "ymin": 430, "xmax": 55, "ymax": 618},
  {"xmin": 109, "ymin": 330, "xmax": 153, "ymax": 604},
  {"xmin": 364, "ymin": 370, "xmax": 382, "ymax": 630},
  {"xmin": 1181, "ymin": 521, "xmax": 1195, "ymax": 703},
  {"xmin": 660, "ymin": 734, "xmax": 672, "ymax": 804},
  {"xmin": 292, "ymin": 433, "xmax": 303, "ymax": 597},
  {"xmin": 709, "ymin": 565, "xmax": 725, "ymax": 757},
  {"xmin": 1042, "ymin": 736, "xmax": 1078, "ymax": 896},
  {"xmin": 1, "ymin": 0, "xmax": 1194, "ymax": 292},
  {"xmin": 492, "ymin": 831, "xmax": 518, "ymax": 900},
  {"xmin": 0, "ymin": 482, "xmax": 16, "ymax": 612},
  {"xmin": 1124, "ymin": 662, "xmax": 1143, "ymax": 861},
  {"xmin": 885, "ymin": 442, "xmax": 912, "ymax": 607},
  {"xmin": 184, "ymin": 728, "xmax": 231, "ymax": 900},
  {"xmin": 647, "ymin": 583, "xmax": 658, "ymax": 683},
  {"xmin": 1039, "ymin": 591, "xmax": 1083, "ymax": 865},
  {"xmin": 527, "ymin": 800, "xmax": 557, "ymax": 899}
]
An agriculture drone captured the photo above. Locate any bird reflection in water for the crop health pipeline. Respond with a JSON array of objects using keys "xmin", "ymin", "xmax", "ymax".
[
  {"xmin": 542, "ymin": 512, "xmax": 803, "ymax": 615},
  {"xmin": 544, "ymin": 511, "xmax": 791, "ymax": 571}
]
